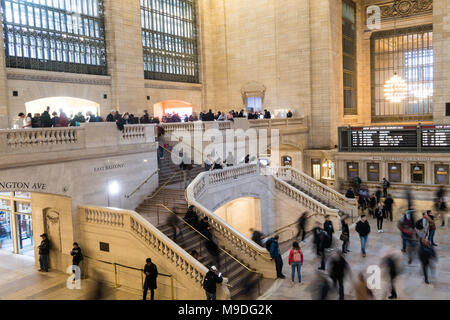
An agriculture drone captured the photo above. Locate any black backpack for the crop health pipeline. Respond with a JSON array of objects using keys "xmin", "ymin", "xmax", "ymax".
[
  {"xmin": 415, "ymin": 219, "xmax": 424, "ymax": 230},
  {"xmin": 203, "ymin": 272, "xmax": 216, "ymax": 291},
  {"xmin": 265, "ymin": 239, "xmax": 274, "ymax": 252}
]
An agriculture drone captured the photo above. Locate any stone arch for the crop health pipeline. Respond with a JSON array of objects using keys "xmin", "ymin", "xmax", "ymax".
[{"xmin": 25, "ymin": 96, "xmax": 100, "ymax": 118}]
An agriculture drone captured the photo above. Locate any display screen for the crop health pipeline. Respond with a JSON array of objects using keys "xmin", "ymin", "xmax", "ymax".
[
  {"xmin": 422, "ymin": 125, "xmax": 450, "ymax": 148},
  {"xmin": 351, "ymin": 126, "xmax": 418, "ymax": 149}
]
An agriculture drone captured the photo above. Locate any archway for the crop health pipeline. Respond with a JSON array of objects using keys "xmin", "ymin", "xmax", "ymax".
[
  {"xmin": 25, "ymin": 97, "xmax": 100, "ymax": 118},
  {"xmin": 213, "ymin": 197, "xmax": 261, "ymax": 238},
  {"xmin": 153, "ymin": 100, "xmax": 194, "ymax": 120}
]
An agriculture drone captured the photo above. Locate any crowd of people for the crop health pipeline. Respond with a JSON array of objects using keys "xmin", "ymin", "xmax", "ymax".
[{"xmin": 12, "ymin": 107, "xmax": 295, "ymax": 130}]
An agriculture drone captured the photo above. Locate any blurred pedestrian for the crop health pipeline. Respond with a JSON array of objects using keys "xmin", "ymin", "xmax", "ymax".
[
  {"xmin": 340, "ymin": 217, "xmax": 350, "ymax": 254},
  {"xmin": 398, "ymin": 210, "xmax": 416, "ymax": 264},
  {"xmin": 329, "ymin": 251, "xmax": 350, "ymax": 300},
  {"xmin": 354, "ymin": 273, "xmax": 374, "ymax": 300},
  {"xmin": 296, "ymin": 212, "xmax": 308, "ymax": 242},
  {"xmin": 324, "ymin": 215, "xmax": 335, "ymax": 248},
  {"xmin": 250, "ymin": 228, "xmax": 263, "ymax": 246},
  {"xmin": 384, "ymin": 194, "xmax": 394, "ymax": 222},
  {"xmin": 381, "ymin": 251, "xmax": 401, "ymax": 299},
  {"xmin": 418, "ymin": 238, "xmax": 437, "ymax": 284}
]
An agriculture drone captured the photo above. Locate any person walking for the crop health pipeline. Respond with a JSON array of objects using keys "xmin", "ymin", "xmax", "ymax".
[
  {"xmin": 340, "ymin": 217, "xmax": 350, "ymax": 254},
  {"xmin": 38, "ymin": 233, "xmax": 50, "ymax": 272},
  {"xmin": 382, "ymin": 178, "xmax": 390, "ymax": 198},
  {"xmin": 382, "ymin": 252, "xmax": 400, "ymax": 299},
  {"xmin": 203, "ymin": 266, "xmax": 223, "ymax": 300},
  {"xmin": 323, "ymin": 216, "xmax": 334, "ymax": 249},
  {"xmin": 268, "ymin": 235, "xmax": 285, "ymax": 279},
  {"xmin": 427, "ymin": 210, "xmax": 438, "ymax": 246},
  {"xmin": 398, "ymin": 210, "xmax": 416, "ymax": 264},
  {"xmin": 329, "ymin": 251, "xmax": 350, "ymax": 300},
  {"xmin": 384, "ymin": 194, "xmax": 394, "ymax": 222},
  {"xmin": 418, "ymin": 239, "xmax": 437, "ymax": 284},
  {"xmin": 296, "ymin": 212, "xmax": 308, "ymax": 242},
  {"xmin": 355, "ymin": 215, "xmax": 371, "ymax": 258},
  {"xmin": 250, "ymin": 228, "xmax": 263, "ymax": 246},
  {"xmin": 369, "ymin": 194, "xmax": 377, "ymax": 218},
  {"xmin": 288, "ymin": 242, "xmax": 303, "ymax": 285},
  {"xmin": 354, "ymin": 273, "xmax": 374, "ymax": 300},
  {"xmin": 143, "ymin": 258, "xmax": 158, "ymax": 300},
  {"xmin": 375, "ymin": 202, "xmax": 385, "ymax": 233}
]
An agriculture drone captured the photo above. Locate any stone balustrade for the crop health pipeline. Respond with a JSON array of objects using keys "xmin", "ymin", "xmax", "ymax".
[
  {"xmin": 0, "ymin": 123, "xmax": 156, "ymax": 155},
  {"xmin": 269, "ymin": 166, "xmax": 358, "ymax": 218},
  {"xmin": 79, "ymin": 205, "xmax": 229, "ymax": 298},
  {"xmin": 186, "ymin": 164, "xmax": 275, "ymax": 278}
]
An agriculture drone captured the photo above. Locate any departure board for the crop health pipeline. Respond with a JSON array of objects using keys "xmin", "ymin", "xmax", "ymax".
[
  {"xmin": 351, "ymin": 126, "xmax": 418, "ymax": 149},
  {"xmin": 422, "ymin": 125, "xmax": 450, "ymax": 148}
]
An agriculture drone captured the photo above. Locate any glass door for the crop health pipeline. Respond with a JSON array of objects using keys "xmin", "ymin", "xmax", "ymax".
[
  {"xmin": 16, "ymin": 214, "xmax": 34, "ymax": 256},
  {"xmin": 0, "ymin": 210, "xmax": 13, "ymax": 252}
]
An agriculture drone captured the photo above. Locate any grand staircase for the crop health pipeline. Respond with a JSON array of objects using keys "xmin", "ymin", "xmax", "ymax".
[
  {"xmin": 136, "ymin": 188, "xmax": 261, "ymax": 299},
  {"xmin": 158, "ymin": 147, "xmax": 204, "ymax": 186}
]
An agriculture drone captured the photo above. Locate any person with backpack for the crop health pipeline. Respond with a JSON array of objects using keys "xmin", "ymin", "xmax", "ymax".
[
  {"xmin": 426, "ymin": 210, "xmax": 438, "ymax": 246},
  {"xmin": 267, "ymin": 235, "xmax": 285, "ymax": 279},
  {"xmin": 375, "ymin": 202, "xmax": 385, "ymax": 233},
  {"xmin": 382, "ymin": 178, "xmax": 390, "ymax": 198},
  {"xmin": 368, "ymin": 194, "xmax": 377, "ymax": 218},
  {"xmin": 398, "ymin": 210, "xmax": 417, "ymax": 264},
  {"xmin": 288, "ymin": 242, "xmax": 303, "ymax": 285},
  {"xmin": 384, "ymin": 194, "xmax": 394, "ymax": 222},
  {"xmin": 355, "ymin": 215, "xmax": 371, "ymax": 258},
  {"xmin": 143, "ymin": 258, "xmax": 158, "ymax": 300},
  {"xmin": 203, "ymin": 266, "xmax": 223, "ymax": 300},
  {"xmin": 312, "ymin": 223, "xmax": 329, "ymax": 270}
]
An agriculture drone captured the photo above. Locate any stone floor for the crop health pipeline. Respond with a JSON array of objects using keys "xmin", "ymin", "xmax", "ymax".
[
  {"xmin": 0, "ymin": 250, "xmax": 139, "ymax": 300},
  {"xmin": 258, "ymin": 219, "xmax": 450, "ymax": 300}
]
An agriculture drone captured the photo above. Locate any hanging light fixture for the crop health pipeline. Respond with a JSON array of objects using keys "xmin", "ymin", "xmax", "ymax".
[{"xmin": 384, "ymin": 0, "xmax": 407, "ymax": 104}]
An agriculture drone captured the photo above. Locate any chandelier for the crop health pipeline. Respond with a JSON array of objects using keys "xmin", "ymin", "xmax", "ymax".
[
  {"xmin": 384, "ymin": 0, "xmax": 407, "ymax": 104},
  {"xmin": 384, "ymin": 72, "xmax": 407, "ymax": 103}
]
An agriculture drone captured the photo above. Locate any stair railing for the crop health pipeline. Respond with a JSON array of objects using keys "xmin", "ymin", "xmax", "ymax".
[
  {"xmin": 125, "ymin": 169, "xmax": 160, "ymax": 199},
  {"xmin": 158, "ymin": 204, "xmax": 263, "ymax": 296},
  {"xmin": 78, "ymin": 205, "xmax": 227, "ymax": 299},
  {"xmin": 268, "ymin": 166, "xmax": 358, "ymax": 219},
  {"xmin": 186, "ymin": 164, "xmax": 277, "ymax": 279}
]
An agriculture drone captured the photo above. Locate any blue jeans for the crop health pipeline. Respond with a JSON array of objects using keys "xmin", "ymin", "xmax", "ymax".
[
  {"xmin": 158, "ymin": 145, "xmax": 164, "ymax": 159},
  {"xmin": 39, "ymin": 254, "xmax": 49, "ymax": 271},
  {"xmin": 291, "ymin": 262, "xmax": 302, "ymax": 283},
  {"xmin": 360, "ymin": 236, "xmax": 368, "ymax": 254},
  {"xmin": 205, "ymin": 291, "xmax": 216, "ymax": 300},
  {"xmin": 428, "ymin": 229, "xmax": 436, "ymax": 244}
]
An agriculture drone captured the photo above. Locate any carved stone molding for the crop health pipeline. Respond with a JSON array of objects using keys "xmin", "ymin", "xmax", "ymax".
[
  {"xmin": 241, "ymin": 81, "xmax": 266, "ymax": 105},
  {"xmin": 7, "ymin": 72, "xmax": 111, "ymax": 86},
  {"xmin": 368, "ymin": 0, "xmax": 432, "ymax": 19}
]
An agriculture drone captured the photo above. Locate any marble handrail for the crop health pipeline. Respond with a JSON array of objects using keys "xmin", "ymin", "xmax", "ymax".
[
  {"xmin": 79, "ymin": 205, "xmax": 215, "ymax": 292},
  {"xmin": 2, "ymin": 127, "xmax": 83, "ymax": 150},
  {"xmin": 120, "ymin": 124, "xmax": 147, "ymax": 142},
  {"xmin": 269, "ymin": 166, "xmax": 358, "ymax": 217},
  {"xmin": 186, "ymin": 165, "xmax": 273, "ymax": 266}
]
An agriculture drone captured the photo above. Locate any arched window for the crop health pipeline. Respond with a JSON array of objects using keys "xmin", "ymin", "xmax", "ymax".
[
  {"xmin": 1, "ymin": 0, "xmax": 107, "ymax": 75},
  {"xmin": 141, "ymin": 0, "xmax": 199, "ymax": 83}
]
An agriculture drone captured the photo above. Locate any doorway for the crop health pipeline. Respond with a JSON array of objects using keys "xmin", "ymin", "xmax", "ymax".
[
  {"xmin": 25, "ymin": 97, "xmax": 100, "ymax": 119},
  {"xmin": 0, "ymin": 192, "xmax": 34, "ymax": 256}
]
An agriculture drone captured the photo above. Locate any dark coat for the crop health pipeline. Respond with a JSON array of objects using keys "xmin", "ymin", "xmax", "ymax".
[
  {"xmin": 71, "ymin": 247, "xmax": 83, "ymax": 265},
  {"xmin": 144, "ymin": 263, "xmax": 158, "ymax": 289},
  {"xmin": 39, "ymin": 238, "xmax": 50, "ymax": 255},
  {"xmin": 356, "ymin": 220, "xmax": 371, "ymax": 237},
  {"xmin": 203, "ymin": 271, "xmax": 223, "ymax": 294},
  {"xmin": 41, "ymin": 111, "xmax": 52, "ymax": 127}
]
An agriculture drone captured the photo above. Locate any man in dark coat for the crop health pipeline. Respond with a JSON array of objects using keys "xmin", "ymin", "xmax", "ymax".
[
  {"xmin": 382, "ymin": 252, "xmax": 400, "ymax": 299},
  {"xmin": 324, "ymin": 216, "xmax": 334, "ymax": 248},
  {"xmin": 355, "ymin": 215, "xmax": 371, "ymax": 257},
  {"xmin": 143, "ymin": 258, "xmax": 158, "ymax": 300},
  {"xmin": 38, "ymin": 233, "xmax": 50, "ymax": 272},
  {"xmin": 41, "ymin": 108, "xmax": 52, "ymax": 127},
  {"xmin": 203, "ymin": 266, "xmax": 223, "ymax": 300},
  {"xmin": 384, "ymin": 194, "xmax": 394, "ymax": 222},
  {"xmin": 329, "ymin": 251, "xmax": 350, "ymax": 300},
  {"xmin": 184, "ymin": 205, "xmax": 198, "ymax": 228},
  {"xmin": 296, "ymin": 212, "xmax": 308, "ymax": 242}
]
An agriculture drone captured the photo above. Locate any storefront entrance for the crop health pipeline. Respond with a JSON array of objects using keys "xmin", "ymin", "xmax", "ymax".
[{"xmin": 0, "ymin": 192, "xmax": 34, "ymax": 256}]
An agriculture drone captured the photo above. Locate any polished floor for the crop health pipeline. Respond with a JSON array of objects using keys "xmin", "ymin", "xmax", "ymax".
[
  {"xmin": 0, "ymin": 250, "xmax": 139, "ymax": 300},
  {"xmin": 259, "ymin": 219, "xmax": 450, "ymax": 300}
]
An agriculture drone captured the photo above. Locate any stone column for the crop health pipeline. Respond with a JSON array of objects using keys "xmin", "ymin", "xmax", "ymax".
[
  {"xmin": 103, "ymin": 0, "xmax": 146, "ymax": 116},
  {"xmin": 0, "ymin": 11, "xmax": 10, "ymax": 129},
  {"xmin": 433, "ymin": 0, "xmax": 450, "ymax": 124}
]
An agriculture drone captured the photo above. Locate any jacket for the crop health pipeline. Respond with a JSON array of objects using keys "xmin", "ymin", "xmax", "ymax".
[
  {"xmin": 41, "ymin": 111, "xmax": 52, "ymax": 127},
  {"xmin": 375, "ymin": 207, "xmax": 385, "ymax": 219},
  {"xmin": 39, "ymin": 238, "xmax": 50, "ymax": 255},
  {"xmin": 355, "ymin": 220, "xmax": 371, "ymax": 237},
  {"xmin": 324, "ymin": 221, "xmax": 334, "ymax": 235},
  {"xmin": 144, "ymin": 263, "xmax": 158, "ymax": 289},
  {"xmin": 288, "ymin": 249, "xmax": 303, "ymax": 265},
  {"xmin": 71, "ymin": 247, "xmax": 83, "ymax": 265},
  {"xmin": 203, "ymin": 271, "xmax": 223, "ymax": 294},
  {"xmin": 269, "ymin": 238, "xmax": 280, "ymax": 259}
]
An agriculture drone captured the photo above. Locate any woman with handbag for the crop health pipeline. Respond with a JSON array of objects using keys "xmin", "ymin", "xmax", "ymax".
[{"xmin": 340, "ymin": 217, "xmax": 350, "ymax": 254}]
